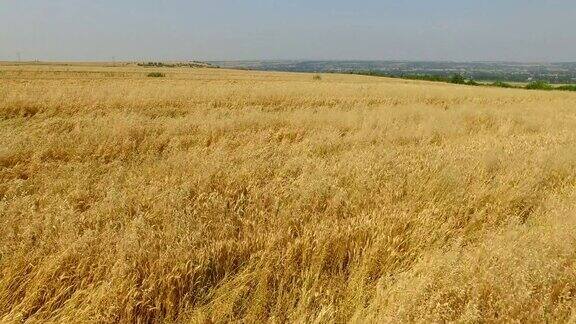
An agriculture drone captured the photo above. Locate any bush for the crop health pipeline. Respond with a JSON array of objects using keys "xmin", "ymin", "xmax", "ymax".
[
  {"xmin": 147, "ymin": 72, "xmax": 166, "ymax": 78},
  {"xmin": 491, "ymin": 81, "xmax": 514, "ymax": 88},
  {"xmin": 525, "ymin": 81, "xmax": 553, "ymax": 90},
  {"xmin": 313, "ymin": 74, "xmax": 322, "ymax": 81},
  {"xmin": 466, "ymin": 79, "xmax": 479, "ymax": 86},
  {"xmin": 450, "ymin": 74, "xmax": 466, "ymax": 84}
]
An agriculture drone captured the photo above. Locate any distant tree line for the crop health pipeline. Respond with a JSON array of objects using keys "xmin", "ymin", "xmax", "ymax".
[
  {"xmin": 137, "ymin": 62, "xmax": 218, "ymax": 68},
  {"xmin": 347, "ymin": 71, "xmax": 576, "ymax": 92}
]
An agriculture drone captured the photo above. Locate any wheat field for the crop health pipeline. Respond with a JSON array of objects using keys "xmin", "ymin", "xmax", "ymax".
[{"xmin": 1, "ymin": 64, "xmax": 576, "ymax": 323}]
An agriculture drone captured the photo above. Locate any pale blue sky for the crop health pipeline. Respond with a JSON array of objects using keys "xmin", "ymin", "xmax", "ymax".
[{"xmin": 1, "ymin": 0, "xmax": 575, "ymax": 62}]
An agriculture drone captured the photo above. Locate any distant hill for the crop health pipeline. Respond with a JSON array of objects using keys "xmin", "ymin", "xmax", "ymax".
[{"xmin": 211, "ymin": 60, "xmax": 576, "ymax": 84}]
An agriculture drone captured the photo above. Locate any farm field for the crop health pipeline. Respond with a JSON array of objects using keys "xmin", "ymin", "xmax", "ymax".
[{"xmin": 1, "ymin": 64, "xmax": 576, "ymax": 322}]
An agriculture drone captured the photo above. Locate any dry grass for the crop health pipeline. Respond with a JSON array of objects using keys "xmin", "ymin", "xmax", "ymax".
[{"xmin": 1, "ymin": 64, "xmax": 576, "ymax": 323}]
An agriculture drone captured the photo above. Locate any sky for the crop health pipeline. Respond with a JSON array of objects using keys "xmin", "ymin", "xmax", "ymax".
[{"xmin": 1, "ymin": 0, "xmax": 575, "ymax": 62}]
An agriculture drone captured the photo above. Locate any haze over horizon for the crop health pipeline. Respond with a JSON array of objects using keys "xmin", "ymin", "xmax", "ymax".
[{"xmin": 2, "ymin": 0, "xmax": 575, "ymax": 62}]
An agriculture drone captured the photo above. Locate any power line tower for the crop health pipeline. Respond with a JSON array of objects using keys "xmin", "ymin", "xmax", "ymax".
[{"xmin": 17, "ymin": 52, "xmax": 21, "ymax": 62}]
